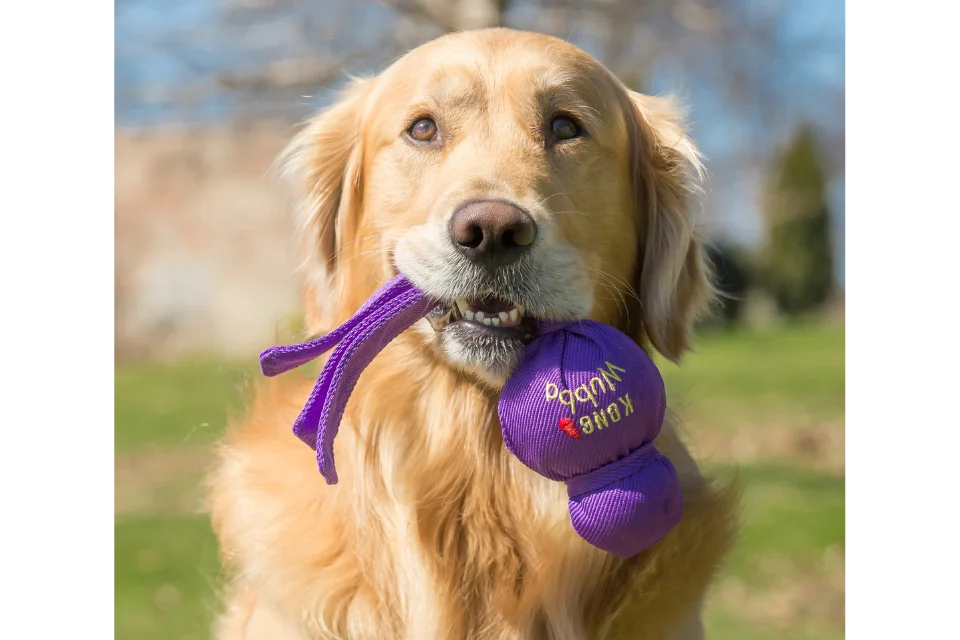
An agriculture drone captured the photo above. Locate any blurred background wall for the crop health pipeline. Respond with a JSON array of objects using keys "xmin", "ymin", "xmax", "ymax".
[{"xmin": 115, "ymin": 0, "xmax": 845, "ymax": 361}]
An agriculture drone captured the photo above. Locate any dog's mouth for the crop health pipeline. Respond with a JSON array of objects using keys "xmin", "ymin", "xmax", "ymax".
[{"xmin": 425, "ymin": 295, "xmax": 538, "ymax": 342}]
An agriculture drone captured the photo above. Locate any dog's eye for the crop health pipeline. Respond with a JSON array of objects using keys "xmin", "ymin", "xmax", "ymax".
[
  {"xmin": 550, "ymin": 115, "xmax": 582, "ymax": 141},
  {"xmin": 407, "ymin": 117, "xmax": 438, "ymax": 143}
]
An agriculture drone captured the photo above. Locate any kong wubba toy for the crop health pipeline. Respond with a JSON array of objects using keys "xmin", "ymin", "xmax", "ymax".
[{"xmin": 259, "ymin": 274, "xmax": 682, "ymax": 558}]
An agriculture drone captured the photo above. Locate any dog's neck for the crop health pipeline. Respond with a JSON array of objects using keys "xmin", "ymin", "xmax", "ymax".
[{"xmin": 346, "ymin": 330, "xmax": 508, "ymax": 477}]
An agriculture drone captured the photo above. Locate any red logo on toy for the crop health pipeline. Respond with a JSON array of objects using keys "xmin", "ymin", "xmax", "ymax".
[{"xmin": 557, "ymin": 417, "xmax": 581, "ymax": 439}]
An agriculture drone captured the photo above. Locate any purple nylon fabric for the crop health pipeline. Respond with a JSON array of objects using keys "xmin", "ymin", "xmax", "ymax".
[
  {"xmin": 259, "ymin": 275, "xmax": 437, "ymax": 483},
  {"xmin": 498, "ymin": 320, "xmax": 682, "ymax": 557},
  {"xmin": 259, "ymin": 275, "xmax": 682, "ymax": 557},
  {"xmin": 260, "ymin": 274, "xmax": 419, "ymax": 376}
]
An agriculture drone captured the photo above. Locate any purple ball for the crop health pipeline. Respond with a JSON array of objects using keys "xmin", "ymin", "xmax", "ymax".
[{"xmin": 498, "ymin": 321, "xmax": 683, "ymax": 557}]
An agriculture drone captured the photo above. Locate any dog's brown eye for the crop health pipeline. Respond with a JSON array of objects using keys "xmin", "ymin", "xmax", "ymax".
[
  {"xmin": 550, "ymin": 115, "xmax": 581, "ymax": 141},
  {"xmin": 408, "ymin": 117, "xmax": 438, "ymax": 143}
]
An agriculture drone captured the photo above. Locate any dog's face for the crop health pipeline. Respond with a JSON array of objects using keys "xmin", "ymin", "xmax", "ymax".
[{"xmin": 283, "ymin": 29, "xmax": 711, "ymax": 386}]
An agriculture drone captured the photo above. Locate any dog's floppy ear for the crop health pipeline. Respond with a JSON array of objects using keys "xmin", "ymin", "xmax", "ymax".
[
  {"xmin": 277, "ymin": 78, "xmax": 373, "ymax": 332},
  {"xmin": 626, "ymin": 91, "xmax": 714, "ymax": 362}
]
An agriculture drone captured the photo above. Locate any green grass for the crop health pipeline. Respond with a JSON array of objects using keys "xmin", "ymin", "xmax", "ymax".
[
  {"xmin": 728, "ymin": 464, "xmax": 845, "ymax": 565},
  {"xmin": 115, "ymin": 360, "xmax": 257, "ymax": 452},
  {"xmin": 115, "ymin": 321, "xmax": 845, "ymax": 639},
  {"xmin": 706, "ymin": 611, "xmax": 845, "ymax": 640},
  {"xmin": 115, "ymin": 515, "xmax": 222, "ymax": 640},
  {"xmin": 659, "ymin": 322, "xmax": 845, "ymax": 423}
]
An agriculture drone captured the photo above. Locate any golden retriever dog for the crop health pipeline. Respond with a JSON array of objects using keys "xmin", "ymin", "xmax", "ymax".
[{"xmin": 209, "ymin": 28, "xmax": 738, "ymax": 640}]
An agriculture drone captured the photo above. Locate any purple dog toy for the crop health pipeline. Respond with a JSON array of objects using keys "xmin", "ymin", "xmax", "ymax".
[{"xmin": 260, "ymin": 274, "xmax": 682, "ymax": 558}]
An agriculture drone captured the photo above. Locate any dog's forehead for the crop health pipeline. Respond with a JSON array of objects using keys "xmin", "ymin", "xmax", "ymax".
[{"xmin": 386, "ymin": 31, "xmax": 615, "ymax": 105}]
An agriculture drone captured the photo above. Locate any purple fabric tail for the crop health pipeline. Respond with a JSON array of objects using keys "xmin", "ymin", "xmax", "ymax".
[
  {"xmin": 258, "ymin": 275, "xmax": 437, "ymax": 484},
  {"xmin": 259, "ymin": 275, "xmax": 419, "ymax": 377}
]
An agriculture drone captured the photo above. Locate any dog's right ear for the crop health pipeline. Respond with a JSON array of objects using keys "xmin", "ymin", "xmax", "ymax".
[{"xmin": 276, "ymin": 78, "xmax": 374, "ymax": 333}]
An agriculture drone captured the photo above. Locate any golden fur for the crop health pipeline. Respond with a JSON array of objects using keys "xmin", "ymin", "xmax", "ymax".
[{"xmin": 208, "ymin": 28, "xmax": 738, "ymax": 639}]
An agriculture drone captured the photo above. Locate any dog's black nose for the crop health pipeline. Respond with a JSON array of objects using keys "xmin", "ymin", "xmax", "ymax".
[{"xmin": 449, "ymin": 200, "xmax": 537, "ymax": 266}]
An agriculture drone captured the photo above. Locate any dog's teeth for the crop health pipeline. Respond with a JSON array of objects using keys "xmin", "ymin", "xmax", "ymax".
[{"xmin": 456, "ymin": 301, "xmax": 524, "ymax": 326}]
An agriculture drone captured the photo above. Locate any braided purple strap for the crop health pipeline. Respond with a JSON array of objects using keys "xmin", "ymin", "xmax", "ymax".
[
  {"xmin": 260, "ymin": 274, "xmax": 419, "ymax": 376},
  {"xmin": 259, "ymin": 275, "xmax": 437, "ymax": 484}
]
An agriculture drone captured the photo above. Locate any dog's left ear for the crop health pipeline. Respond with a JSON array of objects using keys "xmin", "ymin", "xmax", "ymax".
[{"xmin": 626, "ymin": 90, "xmax": 714, "ymax": 362}]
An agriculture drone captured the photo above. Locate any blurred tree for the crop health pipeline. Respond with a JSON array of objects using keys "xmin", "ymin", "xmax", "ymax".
[
  {"xmin": 704, "ymin": 243, "xmax": 752, "ymax": 326},
  {"xmin": 762, "ymin": 123, "xmax": 834, "ymax": 315}
]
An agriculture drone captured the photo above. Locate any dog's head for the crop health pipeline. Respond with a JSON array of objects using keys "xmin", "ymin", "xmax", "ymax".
[{"xmin": 281, "ymin": 29, "xmax": 712, "ymax": 386}]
